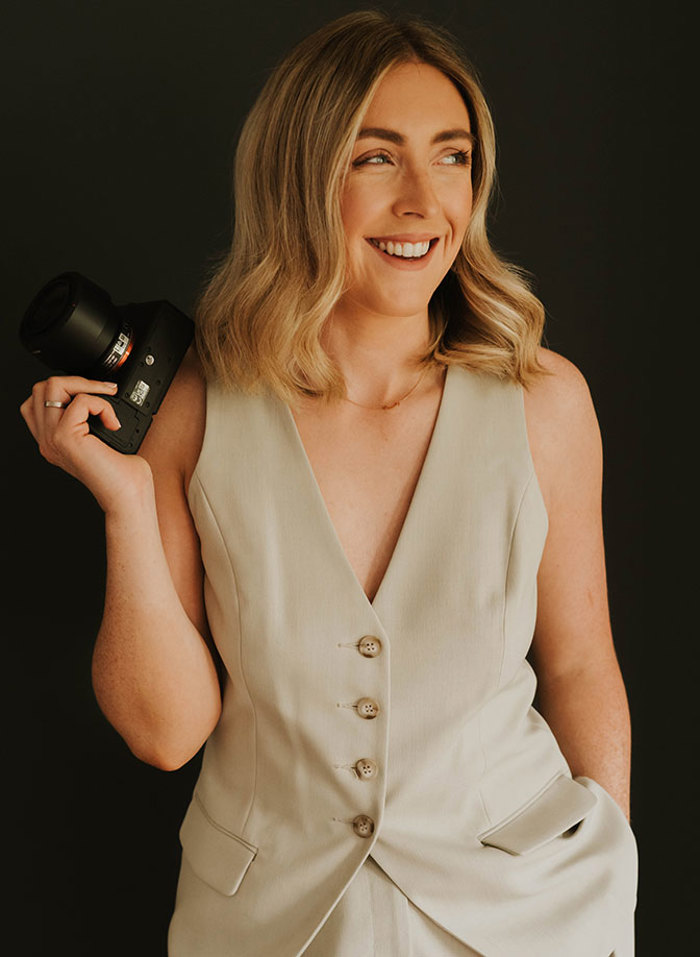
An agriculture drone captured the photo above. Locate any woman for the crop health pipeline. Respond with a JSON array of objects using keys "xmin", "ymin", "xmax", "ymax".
[{"xmin": 20, "ymin": 9, "xmax": 638, "ymax": 957}]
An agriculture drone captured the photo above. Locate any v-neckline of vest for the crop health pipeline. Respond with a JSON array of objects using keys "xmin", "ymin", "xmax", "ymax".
[{"xmin": 280, "ymin": 363, "xmax": 454, "ymax": 614}]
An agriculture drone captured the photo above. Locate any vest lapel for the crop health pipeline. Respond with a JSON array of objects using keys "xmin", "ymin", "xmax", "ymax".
[{"xmin": 276, "ymin": 363, "xmax": 454, "ymax": 626}]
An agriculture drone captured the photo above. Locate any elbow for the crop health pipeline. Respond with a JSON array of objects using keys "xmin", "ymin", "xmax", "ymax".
[
  {"xmin": 92, "ymin": 686, "xmax": 222, "ymax": 772},
  {"xmin": 91, "ymin": 650, "xmax": 222, "ymax": 772},
  {"xmin": 126, "ymin": 715, "xmax": 219, "ymax": 771},
  {"xmin": 130, "ymin": 742, "xmax": 198, "ymax": 772},
  {"xmin": 133, "ymin": 708, "xmax": 221, "ymax": 770}
]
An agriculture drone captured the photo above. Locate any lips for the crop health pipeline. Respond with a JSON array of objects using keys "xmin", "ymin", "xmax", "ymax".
[
  {"xmin": 365, "ymin": 236, "xmax": 440, "ymax": 267},
  {"xmin": 367, "ymin": 235, "xmax": 439, "ymax": 244},
  {"xmin": 366, "ymin": 237, "xmax": 440, "ymax": 253}
]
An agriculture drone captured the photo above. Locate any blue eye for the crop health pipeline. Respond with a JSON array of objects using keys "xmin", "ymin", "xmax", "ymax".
[
  {"xmin": 446, "ymin": 150, "xmax": 472, "ymax": 166},
  {"xmin": 354, "ymin": 152, "xmax": 391, "ymax": 166},
  {"xmin": 353, "ymin": 150, "xmax": 472, "ymax": 168}
]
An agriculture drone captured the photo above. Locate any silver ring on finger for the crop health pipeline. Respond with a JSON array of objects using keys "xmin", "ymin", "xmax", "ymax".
[{"xmin": 44, "ymin": 400, "xmax": 68, "ymax": 409}]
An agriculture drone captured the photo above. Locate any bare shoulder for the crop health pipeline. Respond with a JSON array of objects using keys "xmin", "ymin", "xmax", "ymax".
[
  {"xmin": 524, "ymin": 346, "xmax": 594, "ymax": 419},
  {"xmin": 137, "ymin": 343, "xmax": 206, "ymax": 490},
  {"xmin": 523, "ymin": 346, "xmax": 602, "ymax": 509}
]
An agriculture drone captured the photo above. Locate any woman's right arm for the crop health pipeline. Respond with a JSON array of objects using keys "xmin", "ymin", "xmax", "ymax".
[{"xmin": 20, "ymin": 349, "xmax": 221, "ymax": 770}]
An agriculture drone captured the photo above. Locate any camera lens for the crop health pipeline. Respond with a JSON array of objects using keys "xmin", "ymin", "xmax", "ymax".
[{"xmin": 20, "ymin": 271, "xmax": 134, "ymax": 375}]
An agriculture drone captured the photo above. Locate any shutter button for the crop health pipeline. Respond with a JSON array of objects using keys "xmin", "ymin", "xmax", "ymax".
[
  {"xmin": 356, "ymin": 697, "xmax": 380, "ymax": 719},
  {"xmin": 355, "ymin": 758, "xmax": 378, "ymax": 780},
  {"xmin": 352, "ymin": 814, "xmax": 375, "ymax": 838},
  {"xmin": 358, "ymin": 635, "xmax": 382, "ymax": 657}
]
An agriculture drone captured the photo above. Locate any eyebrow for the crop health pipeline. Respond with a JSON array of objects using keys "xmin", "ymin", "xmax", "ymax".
[{"xmin": 357, "ymin": 126, "xmax": 476, "ymax": 147}]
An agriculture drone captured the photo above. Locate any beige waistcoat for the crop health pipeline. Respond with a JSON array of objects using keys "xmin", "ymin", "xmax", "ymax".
[{"xmin": 168, "ymin": 363, "xmax": 639, "ymax": 956}]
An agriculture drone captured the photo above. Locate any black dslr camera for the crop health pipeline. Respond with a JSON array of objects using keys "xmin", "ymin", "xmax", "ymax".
[{"xmin": 20, "ymin": 272, "xmax": 194, "ymax": 453}]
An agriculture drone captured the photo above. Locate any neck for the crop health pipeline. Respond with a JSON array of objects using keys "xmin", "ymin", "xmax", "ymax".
[{"xmin": 322, "ymin": 306, "xmax": 436, "ymax": 406}]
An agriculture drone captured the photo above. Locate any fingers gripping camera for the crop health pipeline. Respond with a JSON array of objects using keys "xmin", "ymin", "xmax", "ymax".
[{"xmin": 20, "ymin": 272, "xmax": 194, "ymax": 453}]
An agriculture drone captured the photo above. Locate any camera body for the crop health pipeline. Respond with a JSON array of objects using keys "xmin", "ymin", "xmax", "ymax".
[{"xmin": 20, "ymin": 272, "xmax": 194, "ymax": 453}]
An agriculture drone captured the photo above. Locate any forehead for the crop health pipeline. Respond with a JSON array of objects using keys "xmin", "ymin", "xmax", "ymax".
[{"xmin": 361, "ymin": 62, "xmax": 471, "ymax": 132}]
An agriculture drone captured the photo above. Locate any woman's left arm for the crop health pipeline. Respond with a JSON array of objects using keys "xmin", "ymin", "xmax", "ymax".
[{"xmin": 525, "ymin": 348, "xmax": 632, "ymax": 822}]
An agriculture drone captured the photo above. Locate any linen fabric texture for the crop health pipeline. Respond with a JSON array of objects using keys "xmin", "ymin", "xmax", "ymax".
[{"xmin": 167, "ymin": 363, "xmax": 639, "ymax": 956}]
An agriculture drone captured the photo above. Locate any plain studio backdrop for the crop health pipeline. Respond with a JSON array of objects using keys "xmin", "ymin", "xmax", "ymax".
[{"xmin": 1, "ymin": 1, "xmax": 691, "ymax": 954}]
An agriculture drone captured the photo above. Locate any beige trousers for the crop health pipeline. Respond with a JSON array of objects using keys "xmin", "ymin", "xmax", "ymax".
[
  {"xmin": 301, "ymin": 855, "xmax": 635, "ymax": 957},
  {"xmin": 303, "ymin": 855, "xmax": 483, "ymax": 956}
]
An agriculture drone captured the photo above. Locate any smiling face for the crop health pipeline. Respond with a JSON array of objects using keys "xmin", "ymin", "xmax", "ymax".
[{"xmin": 337, "ymin": 61, "xmax": 474, "ymax": 325}]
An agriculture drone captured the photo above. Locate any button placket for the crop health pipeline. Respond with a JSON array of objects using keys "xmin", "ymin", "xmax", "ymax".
[{"xmin": 334, "ymin": 634, "xmax": 383, "ymax": 836}]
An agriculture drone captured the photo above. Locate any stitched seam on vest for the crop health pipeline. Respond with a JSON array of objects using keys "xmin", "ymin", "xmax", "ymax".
[
  {"xmin": 476, "ymin": 712, "xmax": 492, "ymax": 828},
  {"xmin": 498, "ymin": 467, "xmax": 536, "ymax": 689},
  {"xmin": 516, "ymin": 380, "xmax": 549, "ymax": 535},
  {"xmin": 192, "ymin": 792, "xmax": 259, "ymax": 855},
  {"xmin": 184, "ymin": 377, "xmax": 212, "ymax": 511},
  {"xmin": 192, "ymin": 472, "xmax": 258, "ymax": 838}
]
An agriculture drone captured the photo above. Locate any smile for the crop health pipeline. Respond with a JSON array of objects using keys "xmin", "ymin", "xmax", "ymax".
[{"xmin": 366, "ymin": 237, "xmax": 440, "ymax": 268}]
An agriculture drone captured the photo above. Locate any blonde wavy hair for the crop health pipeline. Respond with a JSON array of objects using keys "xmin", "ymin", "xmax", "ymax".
[{"xmin": 195, "ymin": 8, "xmax": 549, "ymax": 401}]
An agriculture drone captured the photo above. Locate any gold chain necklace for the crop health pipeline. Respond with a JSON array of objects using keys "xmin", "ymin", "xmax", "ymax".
[{"xmin": 342, "ymin": 362, "xmax": 439, "ymax": 411}]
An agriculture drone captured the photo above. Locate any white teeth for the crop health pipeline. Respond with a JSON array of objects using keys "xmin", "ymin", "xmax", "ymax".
[{"xmin": 371, "ymin": 238, "xmax": 432, "ymax": 258}]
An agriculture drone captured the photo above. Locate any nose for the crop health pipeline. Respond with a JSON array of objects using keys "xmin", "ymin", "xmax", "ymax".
[{"xmin": 392, "ymin": 166, "xmax": 441, "ymax": 219}]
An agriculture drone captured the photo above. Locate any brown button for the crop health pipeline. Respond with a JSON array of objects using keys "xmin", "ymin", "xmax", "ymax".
[
  {"xmin": 355, "ymin": 758, "xmax": 378, "ymax": 780},
  {"xmin": 352, "ymin": 814, "xmax": 375, "ymax": 838},
  {"xmin": 358, "ymin": 635, "xmax": 382, "ymax": 658},
  {"xmin": 356, "ymin": 697, "xmax": 380, "ymax": 719}
]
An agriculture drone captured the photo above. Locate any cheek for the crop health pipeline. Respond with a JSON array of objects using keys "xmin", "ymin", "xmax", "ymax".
[
  {"xmin": 340, "ymin": 183, "xmax": 382, "ymax": 236},
  {"xmin": 452, "ymin": 185, "xmax": 473, "ymax": 232},
  {"xmin": 340, "ymin": 187, "xmax": 363, "ymax": 231},
  {"xmin": 459, "ymin": 177, "xmax": 474, "ymax": 209}
]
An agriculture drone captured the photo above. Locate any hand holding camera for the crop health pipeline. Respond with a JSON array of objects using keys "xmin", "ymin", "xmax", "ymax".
[
  {"xmin": 19, "ymin": 272, "xmax": 194, "ymax": 512},
  {"xmin": 19, "ymin": 372, "xmax": 155, "ymax": 514}
]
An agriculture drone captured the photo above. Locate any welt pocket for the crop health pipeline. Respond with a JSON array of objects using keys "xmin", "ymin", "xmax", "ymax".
[
  {"xmin": 477, "ymin": 772, "xmax": 598, "ymax": 855},
  {"xmin": 179, "ymin": 792, "xmax": 258, "ymax": 896}
]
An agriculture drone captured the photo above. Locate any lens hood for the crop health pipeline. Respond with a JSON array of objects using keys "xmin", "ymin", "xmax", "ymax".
[{"xmin": 20, "ymin": 271, "xmax": 125, "ymax": 374}]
